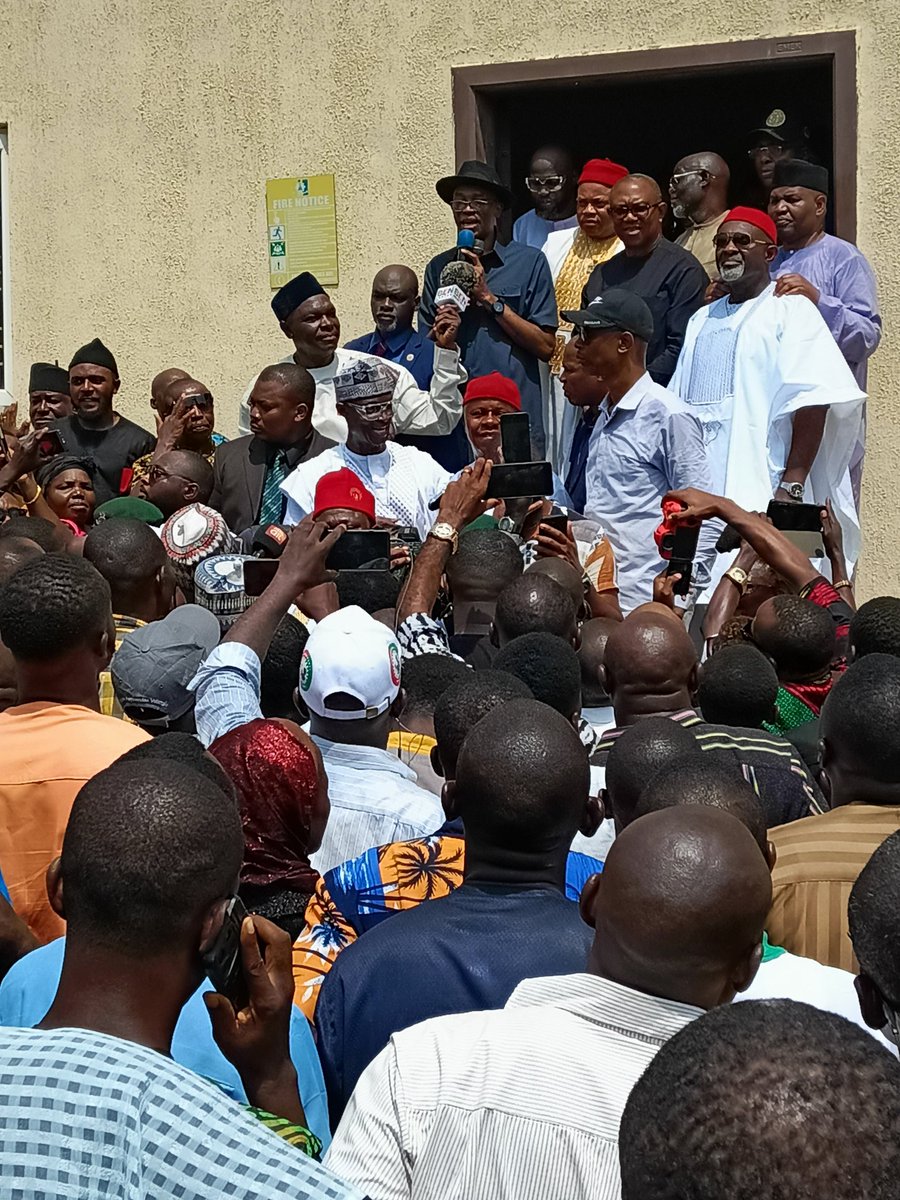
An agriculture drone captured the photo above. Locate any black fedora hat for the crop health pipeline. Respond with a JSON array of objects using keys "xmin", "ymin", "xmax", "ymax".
[{"xmin": 436, "ymin": 160, "xmax": 512, "ymax": 208}]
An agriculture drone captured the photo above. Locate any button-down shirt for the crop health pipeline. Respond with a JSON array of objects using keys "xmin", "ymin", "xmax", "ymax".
[
  {"xmin": 584, "ymin": 372, "xmax": 719, "ymax": 613},
  {"xmin": 239, "ymin": 345, "xmax": 465, "ymax": 442},
  {"xmin": 768, "ymin": 803, "xmax": 900, "ymax": 972},
  {"xmin": 420, "ymin": 240, "xmax": 558, "ymax": 454},
  {"xmin": 190, "ymin": 640, "xmax": 266, "ymax": 747},
  {"xmin": 771, "ymin": 233, "xmax": 881, "ymax": 389},
  {"xmin": 307, "ymin": 736, "xmax": 443, "ymax": 875},
  {"xmin": 326, "ymin": 972, "xmax": 702, "ymax": 1200},
  {"xmin": 512, "ymin": 208, "xmax": 579, "ymax": 249}
]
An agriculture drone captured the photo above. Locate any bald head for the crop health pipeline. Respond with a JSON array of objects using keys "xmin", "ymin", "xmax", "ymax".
[
  {"xmin": 583, "ymin": 806, "xmax": 771, "ymax": 1007},
  {"xmin": 0, "ymin": 537, "xmax": 44, "ymax": 587},
  {"xmin": 527, "ymin": 557, "xmax": 584, "ymax": 618},
  {"xmin": 675, "ymin": 151, "xmax": 730, "ymax": 180},
  {"xmin": 371, "ymin": 265, "xmax": 419, "ymax": 336},
  {"xmin": 604, "ymin": 613, "xmax": 699, "ymax": 723},
  {"xmin": 151, "ymin": 367, "xmax": 189, "ymax": 409},
  {"xmin": 578, "ymin": 617, "xmax": 619, "ymax": 708},
  {"xmin": 669, "ymin": 153, "xmax": 730, "ymax": 225}
]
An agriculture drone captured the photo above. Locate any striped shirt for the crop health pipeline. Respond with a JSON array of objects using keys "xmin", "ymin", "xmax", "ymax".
[
  {"xmin": 326, "ymin": 972, "xmax": 701, "ymax": 1200},
  {"xmin": 591, "ymin": 709, "xmax": 822, "ymax": 825},
  {"xmin": 768, "ymin": 803, "xmax": 900, "ymax": 972}
]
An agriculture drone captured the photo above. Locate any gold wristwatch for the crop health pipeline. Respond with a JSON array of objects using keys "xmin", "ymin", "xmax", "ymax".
[
  {"xmin": 429, "ymin": 521, "xmax": 459, "ymax": 554},
  {"xmin": 724, "ymin": 566, "xmax": 749, "ymax": 594}
]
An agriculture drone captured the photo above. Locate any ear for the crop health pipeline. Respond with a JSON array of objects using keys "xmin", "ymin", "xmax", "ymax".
[
  {"xmin": 429, "ymin": 743, "xmax": 444, "ymax": 779},
  {"xmin": 764, "ymin": 242, "xmax": 778, "ymax": 264},
  {"xmin": 46, "ymin": 858, "xmax": 65, "ymax": 919},
  {"xmin": 619, "ymin": 332, "xmax": 634, "ymax": 356},
  {"xmin": 657, "ymin": 199, "xmax": 669, "ymax": 219},
  {"xmin": 489, "ymin": 622, "xmax": 499, "ymax": 648},
  {"xmin": 856, "ymin": 973, "xmax": 889, "ymax": 1031},
  {"xmin": 580, "ymin": 794, "xmax": 603, "ymax": 838},
  {"xmin": 198, "ymin": 897, "xmax": 228, "ymax": 956},
  {"xmin": 294, "ymin": 402, "xmax": 311, "ymax": 425},
  {"xmin": 597, "ymin": 787, "xmax": 609, "ymax": 823},
  {"xmin": 578, "ymin": 872, "xmax": 603, "ymax": 929},
  {"xmin": 815, "ymin": 194, "xmax": 827, "ymax": 219},
  {"xmin": 390, "ymin": 688, "xmax": 406, "ymax": 718},
  {"xmin": 731, "ymin": 937, "xmax": 764, "ymax": 996},
  {"xmin": 765, "ymin": 840, "xmax": 777, "ymax": 872},
  {"xmin": 112, "ymin": 377, "xmax": 121, "ymax": 396},
  {"xmin": 95, "ymin": 623, "xmax": 114, "ymax": 669},
  {"xmin": 279, "ymin": 319, "xmax": 291, "ymax": 339},
  {"xmin": 442, "ymin": 778, "xmax": 460, "ymax": 821},
  {"xmin": 687, "ymin": 662, "xmax": 700, "ymax": 700},
  {"xmin": 184, "ymin": 481, "xmax": 199, "ymax": 503}
]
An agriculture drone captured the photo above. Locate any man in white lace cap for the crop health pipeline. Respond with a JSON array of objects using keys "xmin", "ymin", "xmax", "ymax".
[{"xmin": 281, "ymin": 359, "xmax": 453, "ymax": 538}]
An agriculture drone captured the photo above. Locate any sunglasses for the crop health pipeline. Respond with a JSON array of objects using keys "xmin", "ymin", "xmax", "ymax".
[
  {"xmin": 526, "ymin": 175, "xmax": 565, "ymax": 192},
  {"xmin": 713, "ymin": 232, "xmax": 769, "ymax": 250}
]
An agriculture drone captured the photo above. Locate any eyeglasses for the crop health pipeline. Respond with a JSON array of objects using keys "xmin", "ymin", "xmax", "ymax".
[
  {"xmin": 450, "ymin": 199, "xmax": 493, "ymax": 213},
  {"xmin": 525, "ymin": 175, "xmax": 565, "ymax": 193},
  {"xmin": 148, "ymin": 464, "xmax": 192, "ymax": 484},
  {"xmin": 713, "ymin": 232, "xmax": 769, "ymax": 249},
  {"xmin": 747, "ymin": 144, "xmax": 789, "ymax": 160},
  {"xmin": 669, "ymin": 170, "xmax": 705, "ymax": 185},
  {"xmin": 346, "ymin": 399, "xmax": 393, "ymax": 420},
  {"xmin": 609, "ymin": 202, "xmax": 662, "ymax": 220}
]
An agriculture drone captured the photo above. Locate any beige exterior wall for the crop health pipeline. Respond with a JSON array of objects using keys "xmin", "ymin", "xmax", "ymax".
[{"xmin": 0, "ymin": 5, "xmax": 895, "ymax": 593}]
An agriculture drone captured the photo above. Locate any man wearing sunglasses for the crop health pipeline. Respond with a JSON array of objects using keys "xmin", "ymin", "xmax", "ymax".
[
  {"xmin": 512, "ymin": 146, "xmax": 578, "ymax": 250},
  {"xmin": 131, "ymin": 376, "xmax": 226, "ymax": 496},
  {"xmin": 671, "ymin": 206, "xmax": 865, "ymax": 599},
  {"xmin": 581, "ymin": 174, "xmax": 708, "ymax": 386},
  {"xmin": 281, "ymin": 359, "xmax": 452, "ymax": 539},
  {"xmin": 669, "ymin": 152, "xmax": 731, "ymax": 279}
]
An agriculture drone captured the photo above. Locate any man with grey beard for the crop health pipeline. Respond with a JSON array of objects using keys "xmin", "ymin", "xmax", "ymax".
[
  {"xmin": 670, "ymin": 206, "xmax": 865, "ymax": 598},
  {"xmin": 669, "ymin": 152, "xmax": 731, "ymax": 278}
]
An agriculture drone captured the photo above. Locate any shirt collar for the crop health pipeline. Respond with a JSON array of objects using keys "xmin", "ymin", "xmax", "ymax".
[
  {"xmin": 379, "ymin": 326, "xmax": 416, "ymax": 354},
  {"xmin": 602, "ymin": 372, "xmax": 654, "ymax": 416},
  {"xmin": 688, "ymin": 210, "xmax": 729, "ymax": 230},
  {"xmin": 506, "ymin": 973, "xmax": 704, "ymax": 1038},
  {"xmin": 310, "ymin": 734, "xmax": 418, "ymax": 780},
  {"xmin": 481, "ymin": 239, "xmax": 508, "ymax": 266}
]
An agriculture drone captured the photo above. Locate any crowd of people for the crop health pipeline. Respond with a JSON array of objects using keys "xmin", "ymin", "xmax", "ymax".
[{"xmin": 0, "ymin": 110, "xmax": 896, "ymax": 1198}]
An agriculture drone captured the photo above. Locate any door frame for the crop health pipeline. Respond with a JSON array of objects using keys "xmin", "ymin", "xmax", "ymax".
[{"xmin": 452, "ymin": 32, "xmax": 857, "ymax": 238}]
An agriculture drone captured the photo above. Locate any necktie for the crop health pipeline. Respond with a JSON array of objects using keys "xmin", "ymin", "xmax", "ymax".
[{"xmin": 260, "ymin": 451, "xmax": 289, "ymax": 524}]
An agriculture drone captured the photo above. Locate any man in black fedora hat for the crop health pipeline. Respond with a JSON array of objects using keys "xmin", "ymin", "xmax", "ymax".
[{"xmin": 420, "ymin": 160, "xmax": 558, "ymax": 455}]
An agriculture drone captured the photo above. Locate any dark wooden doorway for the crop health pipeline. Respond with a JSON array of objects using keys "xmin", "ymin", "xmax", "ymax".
[{"xmin": 452, "ymin": 33, "xmax": 856, "ymax": 239}]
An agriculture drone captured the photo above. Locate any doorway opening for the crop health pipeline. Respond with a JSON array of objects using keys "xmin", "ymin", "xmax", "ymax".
[{"xmin": 452, "ymin": 33, "xmax": 856, "ymax": 240}]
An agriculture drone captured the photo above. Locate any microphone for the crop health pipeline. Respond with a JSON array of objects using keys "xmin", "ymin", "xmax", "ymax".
[
  {"xmin": 435, "ymin": 230, "xmax": 477, "ymax": 312},
  {"xmin": 250, "ymin": 523, "xmax": 291, "ymax": 558}
]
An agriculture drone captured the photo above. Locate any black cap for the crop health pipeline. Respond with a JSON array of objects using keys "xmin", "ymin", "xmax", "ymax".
[
  {"xmin": 771, "ymin": 159, "xmax": 829, "ymax": 194},
  {"xmin": 271, "ymin": 272, "xmax": 326, "ymax": 323},
  {"xmin": 561, "ymin": 289, "xmax": 654, "ymax": 343},
  {"xmin": 747, "ymin": 108, "xmax": 811, "ymax": 148},
  {"xmin": 435, "ymin": 160, "xmax": 512, "ymax": 208},
  {"xmin": 69, "ymin": 338, "xmax": 118, "ymax": 376},
  {"xmin": 28, "ymin": 361, "xmax": 69, "ymax": 395}
]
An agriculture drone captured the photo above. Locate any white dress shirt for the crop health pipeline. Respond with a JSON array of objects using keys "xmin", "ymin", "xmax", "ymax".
[
  {"xmin": 584, "ymin": 371, "xmax": 720, "ymax": 614},
  {"xmin": 308, "ymin": 736, "xmax": 443, "ymax": 874},
  {"xmin": 281, "ymin": 442, "xmax": 451, "ymax": 539},
  {"xmin": 326, "ymin": 972, "xmax": 701, "ymax": 1200},
  {"xmin": 239, "ymin": 345, "xmax": 465, "ymax": 442}
]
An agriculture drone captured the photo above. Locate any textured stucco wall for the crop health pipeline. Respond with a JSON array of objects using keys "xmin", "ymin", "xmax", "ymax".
[{"xmin": 0, "ymin": 4, "xmax": 897, "ymax": 594}]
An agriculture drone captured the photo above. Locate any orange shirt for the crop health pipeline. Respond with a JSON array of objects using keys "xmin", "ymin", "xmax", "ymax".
[{"xmin": 0, "ymin": 702, "xmax": 149, "ymax": 941}]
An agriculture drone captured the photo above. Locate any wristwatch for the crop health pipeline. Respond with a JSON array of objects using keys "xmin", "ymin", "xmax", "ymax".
[
  {"xmin": 781, "ymin": 481, "xmax": 805, "ymax": 502},
  {"xmin": 429, "ymin": 521, "xmax": 459, "ymax": 553},
  {"xmin": 489, "ymin": 298, "xmax": 505, "ymax": 317},
  {"xmin": 724, "ymin": 566, "xmax": 749, "ymax": 594}
]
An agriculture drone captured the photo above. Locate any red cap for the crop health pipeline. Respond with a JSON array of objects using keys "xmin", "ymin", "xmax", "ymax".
[
  {"xmin": 720, "ymin": 206, "xmax": 777, "ymax": 244},
  {"xmin": 463, "ymin": 372, "xmax": 522, "ymax": 410},
  {"xmin": 579, "ymin": 158, "xmax": 629, "ymax": 188},
  {"xmin": 312, "ymin": 468, "xmax": 375, "ymax": 522}
]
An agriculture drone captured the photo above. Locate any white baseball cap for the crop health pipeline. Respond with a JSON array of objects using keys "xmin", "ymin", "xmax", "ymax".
[{"xmin": 300, "ymin": 605, "xmax": 402, "ymax": 721}]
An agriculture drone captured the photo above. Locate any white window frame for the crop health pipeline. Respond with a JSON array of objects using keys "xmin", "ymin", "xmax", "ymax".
[{"xmin": 0, "ymin": 130, "xmax": 11, "ymax": 405}]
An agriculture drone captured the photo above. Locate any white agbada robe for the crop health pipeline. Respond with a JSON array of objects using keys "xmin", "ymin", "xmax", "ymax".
[
  {"xmin": 539, "ymin": 228, "xmax": 622, "ymax": 477},
  {"xmin": 670, "ymin": 283, "xmax": 865, "ymax": 592}
]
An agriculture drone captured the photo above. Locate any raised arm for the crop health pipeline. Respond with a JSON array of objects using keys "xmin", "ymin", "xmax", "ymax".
[{"xmin": 461, "ymin": 249, "xmax": 557, "ymax": 362}]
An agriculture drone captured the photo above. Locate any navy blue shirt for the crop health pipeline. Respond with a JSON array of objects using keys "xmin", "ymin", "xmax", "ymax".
[
  {"xmin": 420, "ymin": 240, "xmax": 558, "ymax": 455},
  {"xmin": 316, "ymin": 880, "xmax": 591, "ymax": 1122},
  {"xmin": 343, "ymin": 325, "xmax": 469, "ymax": 471},
  {"xmin": 564, "ymin": 407, "xmax": 599, "ymax": 515}
]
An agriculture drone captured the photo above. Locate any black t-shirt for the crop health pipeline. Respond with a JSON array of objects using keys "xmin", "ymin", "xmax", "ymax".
[
  {"xmin": 53, "ymin": 415, "xmax": 156, "ymax": 505},
  {"xmin": 581, "ymin": 238, "xmax": 708, "ymax": 385}
]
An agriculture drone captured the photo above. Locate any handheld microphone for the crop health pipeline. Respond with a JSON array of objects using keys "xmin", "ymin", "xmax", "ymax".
[
  {"xmin": 251, "ymin": 523, "xmax": 291, "ymax": 558},
  {"xmin": 456, "ymin": 229, "xmax": 475, "ymax": 256},
  {"xmin": 437, "ymin": 231, "xmax": 478, "ymax": 312}
]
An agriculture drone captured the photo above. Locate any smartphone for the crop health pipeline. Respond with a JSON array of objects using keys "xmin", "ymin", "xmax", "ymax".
[
  {"xmin": 201, "ymin": 895, "xmax": 250, "ymax": 1011},
  {"xmin": 242, "ymin": 557, "xmax": 279, "ymax": 597},
  {"xmin": 37, "ymin": 429, "xmax": 64, "ymax": 458},
  {"xmin": 665, "ymin": 524, "xmax": 702, "ymax": 597},
  {"xmin": 766, "ymin": 500, "xmax": 825, "ymax": 558},
  {"xmin": 541, "ymin": 512, "xmax": 569, "ymax": 536},
  {"xmin": 500, "ymin": 412, "xmax": 532, "ymax": 464},
  {"xmin": 489, "ymin": 460, "xmax": 554, "ymax": 500},
  {"xmin": 326, "ymin": 529, "xmax": 391, "ymax": 571}
]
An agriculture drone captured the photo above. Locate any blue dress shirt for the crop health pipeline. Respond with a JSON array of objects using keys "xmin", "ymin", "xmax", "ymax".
[
  {"xmin": 0, "ymin": 937, "xmax": 332, "ymax": 1147},
  {"xmin": 420, "ymin": 240, "xmax": 558, "ymax": 455}
]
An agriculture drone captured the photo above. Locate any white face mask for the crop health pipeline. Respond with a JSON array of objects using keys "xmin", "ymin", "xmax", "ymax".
[{"xmin": 720, "ymin": 260, "xmax": 746, "ymax": 284}]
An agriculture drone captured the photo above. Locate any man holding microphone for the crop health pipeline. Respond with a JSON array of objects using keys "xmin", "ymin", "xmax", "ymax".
[{"xmin": 420, "ymin": 161, "xmax": 558, "ymax": 455}]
